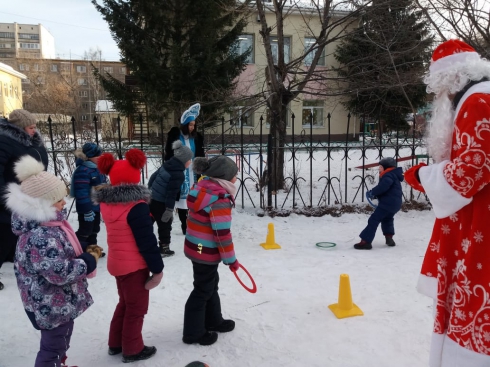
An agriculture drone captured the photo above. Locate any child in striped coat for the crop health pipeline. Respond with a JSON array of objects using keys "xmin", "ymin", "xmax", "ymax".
[{"xmin": 182, "ymin": 155, "xmax": 239, "ymax": 346}]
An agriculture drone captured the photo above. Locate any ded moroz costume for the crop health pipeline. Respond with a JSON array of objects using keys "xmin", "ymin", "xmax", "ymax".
[{"xmin": 405, "ymin": 40, "xmax": 490, "ymax": 366}]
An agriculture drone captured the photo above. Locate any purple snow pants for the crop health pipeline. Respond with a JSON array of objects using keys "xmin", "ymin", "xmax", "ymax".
[{"xmin": 35, "ymin": 320, "xmax": 74, "ymax": 367}]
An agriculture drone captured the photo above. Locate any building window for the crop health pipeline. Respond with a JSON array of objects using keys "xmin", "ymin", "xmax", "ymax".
[
  {"xmin": 18, "ymin": 33, "xmax": 39, "ymax": 40},
  {"xmin": 302, "ymin": 100, "xmax": 324, "ymax": 127},
  {"xmin": 35, "ymin": 77, "xmax": 45, "ymax": 85},
  {"xmin": 231, "ymin": 106, "xmax": 254, "ymax": 128},
  {"xmin": 78, "ymin": 90, "xmax": 88, "ymax": 97},
  {"xmin": 33, "ymin": 64, "xmax": 39, "ymax": 71},
  {"xmin": 103, "ymin": 66, "xmax": 113, "ymax": 73},
  {"xmin": 19, "ymin": 63, "xmax": 29, "ymax": 71},
  {"xmin": 21, "ymin": 78, "xmax": 30, "ymax": 84},
  {"xmin": 50, "ymin": 64, "xmax": 58, "ymax": 72},
  {"xmin": 0, "ymin": 43, "xmax": 12, "ymax": 49},
  {"xmin": 19, "ymin": 42, "xmax": 40, "ymax": 49},
  {"xmin": 4, "ymin": 83, "xmax": 8, "ymax": 97},
  {"xmin": 120, "ymin": 67, "xmax": 126, "ymax": 74},
  {"xmin": 81, "ymin": 115, "xmax": 88, "ymax": 121},
  {"xmin": 76, "ymin": 65, "xmax": 87, "ymax": 73},
  {"xmin": 9, "ymin": 84, "xmax": 13, "ymax": 96},
  {"xmin": 270, "ymin": 36, "xmax": 291, "ymax": 64},
  {"xmin": 60, "ymin": 63, "xmax": 71, "ymax": 72},
  {"xmin": 78, "ymin": 78, "xmax": 87, "ymax": 85},
  {"xmin": 237, "ymin": 35, "xmax": 254, "ymax": 64},
  {"xmin": 82, "ymin": 103, "xmax": 89, "ymax": 109},
  {"xmin": 304, "ymin": 37, "xmax": 325, "ymax": 66},
  {"xmin": 0, "ymin": 32, "xmax": 15, "ymax": 38}
]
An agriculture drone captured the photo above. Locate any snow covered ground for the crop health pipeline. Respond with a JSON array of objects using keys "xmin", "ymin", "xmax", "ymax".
[{"xmin": 0, "ymin": 204, "xmax": 436, "ymax": 367}]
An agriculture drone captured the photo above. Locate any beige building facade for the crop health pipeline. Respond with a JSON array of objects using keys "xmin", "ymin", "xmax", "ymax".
[
  {"xmin": 0, "ymin": 61, "xmax": 26, "ymax": 116},
  {"xmin": 228, "ymin": 6, "xmax": 358, "ymax": 139}
]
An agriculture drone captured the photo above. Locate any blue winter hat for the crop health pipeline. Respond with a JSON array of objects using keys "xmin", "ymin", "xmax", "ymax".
[
  {"xmin": 82, "ymin": 142, "xmax": 102, "ymax": 158},
  {"xmin": 181, "ymin": 103, "xmax": 201, "ymax": 125}
]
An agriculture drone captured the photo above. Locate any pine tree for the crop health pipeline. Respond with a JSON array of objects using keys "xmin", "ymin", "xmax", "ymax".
[
  {"xmin": 92, "ymin": 0, "xmax": 251, "ymax": 123},
  {"xmin": 334, "ymin": 0, "xmax": 433, "ymax": 131}
]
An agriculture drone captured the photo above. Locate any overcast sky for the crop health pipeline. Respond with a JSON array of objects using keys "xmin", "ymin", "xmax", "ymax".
[{"xmin": 0, "ymin": 0, "xmax": 121, "ymax": 61}]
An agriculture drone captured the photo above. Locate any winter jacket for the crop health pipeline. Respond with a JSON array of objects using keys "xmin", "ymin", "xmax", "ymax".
[
  {"xmin": 93, "ymin": 184, "xmax": 164, "ymax": 276},
  {"xmin": 164, "ymin": 126, "xmax": 204, "ymax": 162},
  {"xmin": 0, "ymin": 119, "xmax": 49, "ymax": 224},
  {"xmin": 370, "ymin": 167, "xmax": 404, "ymax": 213},
  {"xmin": 148, "ymin": 157, "xmax": 185, "ymax": 208},
  {"xmin": 70, "ymin": 150, "xmax": 107, "ymax": 214},
  {"xmin": 184, "ymin": 178, "xmax": 236, "ymax": 265},
  {"xmin": 6, "ymin": 181, "xmax": 95, "ymax": 331}
]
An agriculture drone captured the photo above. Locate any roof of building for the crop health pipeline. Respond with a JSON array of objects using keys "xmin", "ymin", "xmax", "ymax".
[
  {"xmin": 0, "ymin": 62, "xmax": 27, "ymax": 79},
  {"xmin": 95, "ymin": 100, "xmax": 116, "ymax": 113}
]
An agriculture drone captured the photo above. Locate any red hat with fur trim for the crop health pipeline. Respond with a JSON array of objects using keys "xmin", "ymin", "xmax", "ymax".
[
  {"xmin": 98, "ymin": 149, "xmax": 146, "ymax": 186},
  {"xmin": 429, "ymin": 39, "xmax": 480, "ymax": 74}
]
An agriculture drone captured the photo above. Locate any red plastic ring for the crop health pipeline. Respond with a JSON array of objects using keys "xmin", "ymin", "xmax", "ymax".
[{"xmin": 233, "ymin": 263, "xmax": 257, "ymax": 293}]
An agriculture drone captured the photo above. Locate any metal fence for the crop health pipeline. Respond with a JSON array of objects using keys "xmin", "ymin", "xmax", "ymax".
[{"xmin": 37, "ymin": 112, "xmax": 429, "ymax": 213}]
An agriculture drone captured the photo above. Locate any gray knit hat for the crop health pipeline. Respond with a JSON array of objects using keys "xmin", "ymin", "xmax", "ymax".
[
  {"xmin": 172, "ymin": 140, "xmax": 193, "ymax": 165},
  {"xmin": 15, "ymin": 155, "xmax": 67, "ymax": 204},
  {"xmin": 8, "ymin": 109, "xmax": 37, "ymax": 129},
  {"xmin": 379, "ymin": 157, "xmax": 397, "ymax": 170},
  {"xmin": 193, "ymin": 155, "xmax": 238, "ymax": 181}
]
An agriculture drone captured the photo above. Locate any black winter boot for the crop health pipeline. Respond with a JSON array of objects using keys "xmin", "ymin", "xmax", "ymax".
[
  {"xmin": 159, "ymin": 242, "xmax": 175, "ymax": 258},
  {"xmin": 354, "ymin": 240, "xmax": 372, "ymax": 250},
  {"xmin": 108, "ymin": 346, "xmax": 122, "ymax": 355},
  {"xmin": 385, "ymin": 236, "xmax": 396, "ymax": 247},
  {"xmin": 207, "ymin": 319, "xmax": 235, "ymax": 333},
  {"xmin": 183, "ymin": 331, "xmax": 218, "ymax": 346},
  {"xmin": 122, "ymin": 346, "xmax": 157, "ymax": 363},
  {"xmin": 0, "ymin": 281, "xmax": 3, "ymax": 290}
]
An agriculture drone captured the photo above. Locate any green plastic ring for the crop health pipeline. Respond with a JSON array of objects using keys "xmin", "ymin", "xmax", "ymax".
[{"xmin": 315, "ymin": 242, "xmax": 337, "ymax": 248}]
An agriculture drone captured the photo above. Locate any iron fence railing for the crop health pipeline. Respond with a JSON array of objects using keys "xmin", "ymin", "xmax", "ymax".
[{"xmin": 37, "ymin": 112, "xmax": 429, "ymax": 212}]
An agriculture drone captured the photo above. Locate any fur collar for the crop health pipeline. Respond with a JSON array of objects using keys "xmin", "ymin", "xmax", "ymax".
[
  {"xmin": 5, "ymin": 183, "xmax": 57, "ymax": 222},
  {"xmin": 0, "ymin": 119, "xmax": 44, "ymax": 147},
  {"xmin": 92, "ymin": 184, "xmax": 151, "ymax": 205}
]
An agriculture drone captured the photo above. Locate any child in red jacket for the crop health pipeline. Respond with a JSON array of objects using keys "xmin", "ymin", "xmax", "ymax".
[{"xmin": 93, "ymin": 149, "xmax": 164, "ymax": 363}]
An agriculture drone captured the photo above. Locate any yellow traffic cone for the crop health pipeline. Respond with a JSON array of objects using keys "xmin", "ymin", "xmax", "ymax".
[
  {"xmin": 260, "ymin": 223, "xmax": 281, "ymax": 250},
  {"xmin": 328, "ymin": 274, "xmax": 364, "ymax": 319}
]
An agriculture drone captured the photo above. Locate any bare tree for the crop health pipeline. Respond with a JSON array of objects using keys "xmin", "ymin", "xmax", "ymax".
[
  {"xmin": 251, "ymin": 0, "xmax": 371, "ymax": 192},
  {"xmin": 413, "ymin": 0, "xmax": 490, "ymax": 57}
]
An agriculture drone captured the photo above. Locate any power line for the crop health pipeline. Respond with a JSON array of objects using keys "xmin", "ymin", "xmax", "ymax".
[{"xmin": 0, "ymin": 11, "xmax": 109, "ymax": 32}]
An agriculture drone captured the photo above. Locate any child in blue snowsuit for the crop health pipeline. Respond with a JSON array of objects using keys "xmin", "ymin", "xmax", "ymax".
[
  {"xmin": 70, "ymin": 142, "xmax": 107, "ymax": 255},
  {"xmin": 354, "ymin": 157, "xmax": 404, "ymax": 250}
]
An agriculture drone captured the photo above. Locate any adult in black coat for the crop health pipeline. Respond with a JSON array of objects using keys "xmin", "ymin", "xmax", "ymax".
[
  {"xmin": 164, "ymin": 103, "xmax": 205, "ymax": 235},
  {"xmin": 0, "ymin": 110, "xmax": 49, "ymax": 289}
]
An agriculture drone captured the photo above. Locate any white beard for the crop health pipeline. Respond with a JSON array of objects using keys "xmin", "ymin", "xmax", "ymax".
[{"xmin": 426, "ymin": 93, "xmax": 455, "ymax": 163}]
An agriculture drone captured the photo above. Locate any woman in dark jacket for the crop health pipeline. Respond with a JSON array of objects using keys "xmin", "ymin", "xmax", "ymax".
[
  {"xmin": 164, "ymin": 103, "xmax": 205, "ymax": 235},
  {"xmin": 0, "ymin": 109, "xmax": 49, "ymax": 289}
]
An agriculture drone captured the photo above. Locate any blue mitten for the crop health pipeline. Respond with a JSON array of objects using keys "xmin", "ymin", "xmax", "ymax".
[{"xmin": 84, "ymin": 211, "xmax": 95, "ymax": 222}]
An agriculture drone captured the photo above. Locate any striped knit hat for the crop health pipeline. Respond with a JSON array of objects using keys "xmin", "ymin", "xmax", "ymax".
[{"xmin": 15, "ymin": 155, "xmax": 66, "ymax": 204}]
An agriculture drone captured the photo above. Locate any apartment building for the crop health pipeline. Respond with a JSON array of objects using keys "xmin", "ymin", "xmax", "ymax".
[
  {"xmin": 0, "ymin": 23, "xmax": 55, "ymax": 59},
  {"xmin": 0, "ymin": 61, "xmax": 26, "ymax": 115},
  {"xmin": 0, "ymin": 57, "xmax": 126, "ymax": 124}
]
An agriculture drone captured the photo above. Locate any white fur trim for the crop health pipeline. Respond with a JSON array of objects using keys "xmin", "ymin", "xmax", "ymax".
[
  {"xmin": 429, "ymin": 52, "xmax": 480, "ymax": 74},
  {"xmin": 417, "ymin": 273, "xmax": 438, "ymax": 299},
  {"xmin": 418, "ymin": 161, "xmax": 472, "ymax": 218},
  {"xmin": 454, "ymin": 81, "xmax": 490, "ymax": 119},
  {"xmin": 428, "ymin": 333, "xmax": 490, "ymax": 367},
  {"xmin": 14, "ymin": 155, "xmax": 45, "ymax": 182},
  {"xmin": 5, "ymin": 183, "xmax": 57, "ymax": 222}
]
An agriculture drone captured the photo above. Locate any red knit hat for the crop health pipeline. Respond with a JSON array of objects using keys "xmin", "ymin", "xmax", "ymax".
[
  {"xmin": 429, "ymin": 39, "xmax": 480, "ymax": 74},
  {"xmin": 98, "ymin": 149, "xmax": 146, "ymax": 186}
]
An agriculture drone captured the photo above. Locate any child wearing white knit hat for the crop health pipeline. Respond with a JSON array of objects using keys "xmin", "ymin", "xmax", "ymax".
[{"xmin": 5, "ymin": 155, "xmax": 99, "ymax": 367}]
